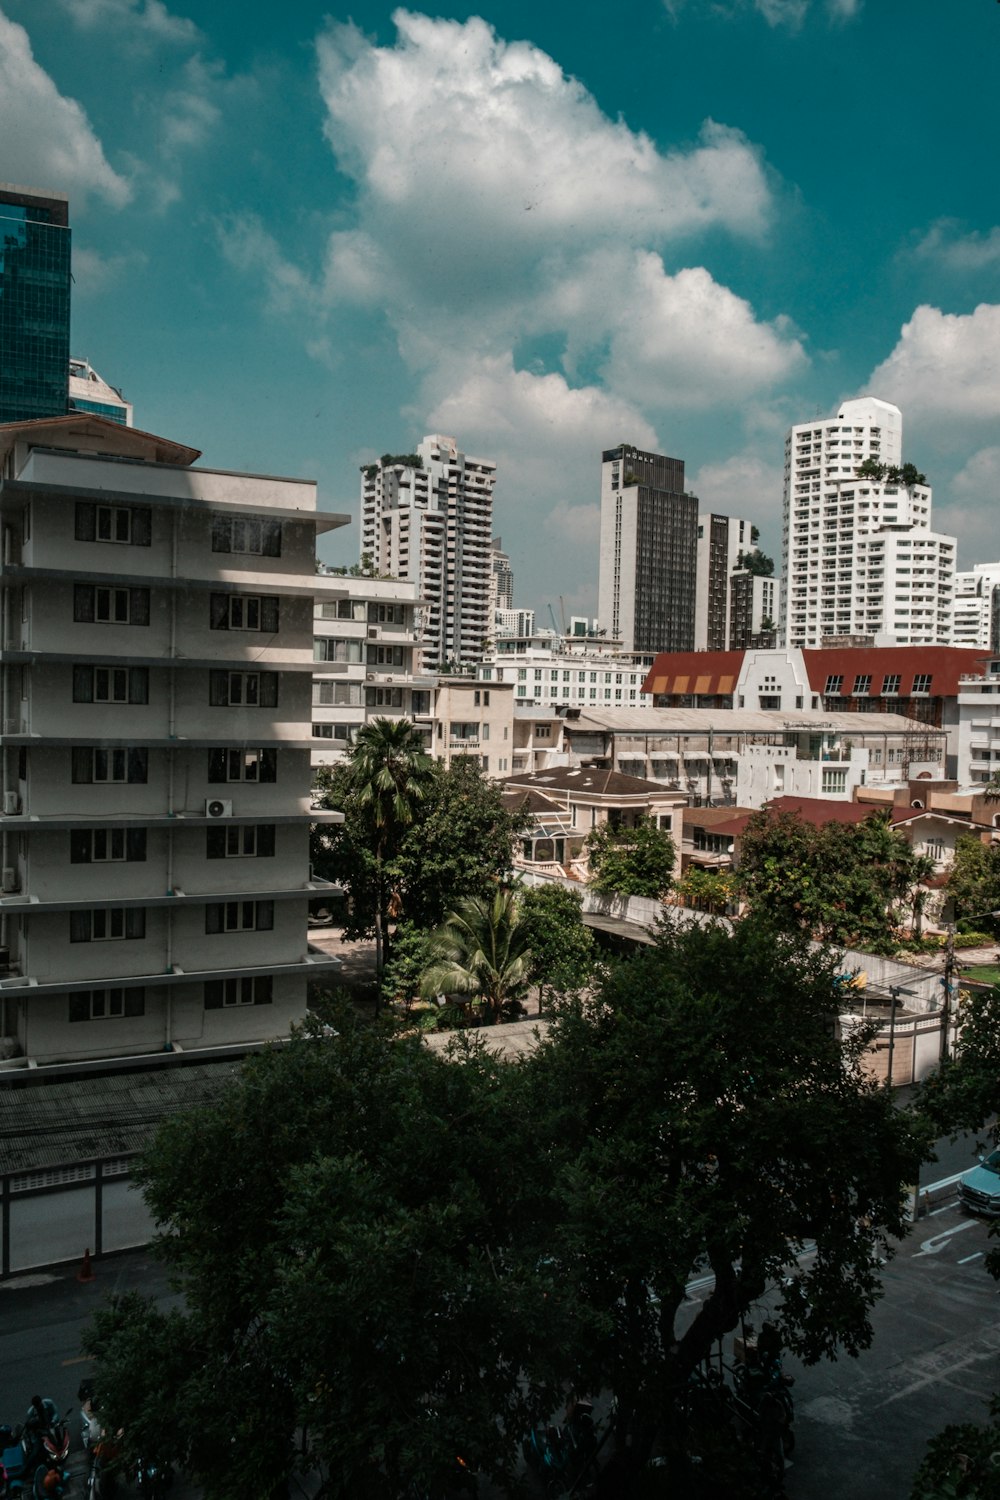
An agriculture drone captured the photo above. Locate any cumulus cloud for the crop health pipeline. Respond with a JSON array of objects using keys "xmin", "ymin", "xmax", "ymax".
[
  {"xmin": 160, "ymin": 56, "xmax": 222, "ymax": 153},
  {"xmin": 54, "ymin": 0, "xmax": 201, "ymax": 46},
  {"xmin": 216, "ymin": 214, "xmax": 321, "ymax": 317},
  {"xmin": 935, "ymin": 449, "xmax": 1000, "ymax": 568},
  {"xmin": 309, "ymin": 10, "xmax": 802, "ymax": 414},
  {"xmin": 419, "ymin": 353, "xmax": 659, "ymax": 605},
  {"xmin": 0, "ymin": 9, "xmax": 131, "ymax": 206},
  {"xmin": 863, "ymin": 304, "xmax": 1000, "ymax": 432},
  {"xmin": 912, "ymin": 219, "xmax": 1000, "ymax": 273},
  {"xmin": 689, "ymin": 450, "xmax": 786, "ymax": 538},
  {"xmin": 315, "ymin": 11, "xmax": 774, "ymax": 327},
  {"xmin": 71, "ymin": 244, "xmax": 145, "ymax": 294}
]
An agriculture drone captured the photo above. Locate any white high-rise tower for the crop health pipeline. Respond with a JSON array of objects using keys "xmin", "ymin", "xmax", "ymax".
[
  {"xmin": 360, "ymin": 435, "xmax": 495, "ymax": 668},
  {"xmin": 781, "ymin": 397, "xmax": 955, "ymax": 648}
]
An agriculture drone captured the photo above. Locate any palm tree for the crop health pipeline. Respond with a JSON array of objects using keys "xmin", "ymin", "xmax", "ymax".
[
  {"xmin": 341, "ymin": 717, "xmax": 434, "ymax": 1000},
  {"xmin": 419, "ymin": 891, "xmax": 532, "ymax": 1025}
]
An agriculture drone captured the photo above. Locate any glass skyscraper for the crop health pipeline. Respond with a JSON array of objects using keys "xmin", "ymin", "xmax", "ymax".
[{"xmin": 0, "ymin": 185, "xmax": 71, "ymax": 425}]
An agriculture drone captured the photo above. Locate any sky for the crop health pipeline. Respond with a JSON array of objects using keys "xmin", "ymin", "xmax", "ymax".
[{"xmin": 1, "ymin": 0, "xmax": 998, "ymax": 624}]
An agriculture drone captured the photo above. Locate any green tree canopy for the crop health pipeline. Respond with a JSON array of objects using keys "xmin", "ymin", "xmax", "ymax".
[
  {"xmin": 738, "ymin": 807, "xmax": 921, "ymax": 953},
  {"xmin": 945, "ymin": 833, "xmax": 1000, "ymax": 930},
  {"xmin": 83, "ymin": 920, "xmax": 930, "ymax": 1497},
  {"xmin": 585, "ymin": 817, "xmax": 676, "ymax": 899},
  {"xmin": 419, "ymin": 890, "xmax": 532, "ymax": 1023},
  {"xmin": 734, "ymin": 546, "xmax": 775, "ymax": 577},
  {"xmin": 518, "ymin": 881, "xmax": 597, "ymax": 1011}
]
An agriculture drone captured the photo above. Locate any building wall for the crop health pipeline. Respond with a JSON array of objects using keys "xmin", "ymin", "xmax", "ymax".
[
  {"xmin": 0, "ymin": 427, "xmax": 341, "ymax": 1065},
  {"xmin": 598, "ymin": 444, "xmax": 696, "ymax": 653}
]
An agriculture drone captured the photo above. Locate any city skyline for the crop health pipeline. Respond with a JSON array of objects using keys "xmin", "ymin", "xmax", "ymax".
[{"xmin": 0, "ymin": 0, "xmax": 997, "ymax": 622}]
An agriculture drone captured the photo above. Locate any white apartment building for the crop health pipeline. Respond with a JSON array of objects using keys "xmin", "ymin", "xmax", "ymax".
[
  {"xmin": 416, "ymin": 677, "xmax": 516, "ymax": 778},
  {"xmin": 359, "ymin": 435, "xmax": 495, "ymax": 669},
  {"xmin": 952, "ymin": 565, "xmax": 1000, "ymax": 650},
  {"xmin": 312, "ymin": 573, "xmax": 425, "ymax": 765},
  {"xmin": 68, "ymin": 358, "xmax": 132, "ymax": 427},
  {"xmin": 0, "ymin": 413, "xmax": 344, "ymax": 1067},
  {"xmin": 482, "ymin": 637, "xmax": 654, "ymax": 712},
  {"xmin": 495, "ymin": 607, "xmax": 535, "ymax": 639},
  {"xmin": 782, "ymin": 398, "xmax": 956, "ymax": 649}
]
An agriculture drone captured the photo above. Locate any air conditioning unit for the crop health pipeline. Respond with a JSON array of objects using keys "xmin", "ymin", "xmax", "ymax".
[
  {"xmin": 367, "ymin": 627, "xmax": 381, "ymax": 640},
  {"xmin": 205, "ymin": 798, "xmax": 233, "ymax": 819},
  {"xmin": 2, "ymin": 868, "xmax": 18, "ymax": 893},
  {"xmin": 2, "ymin": 792, "xmax": 20, "ymax": 815}
]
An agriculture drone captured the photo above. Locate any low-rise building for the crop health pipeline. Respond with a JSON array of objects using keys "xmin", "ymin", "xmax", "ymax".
[{"xmin": 417, "ymin": 677, "xmax": 516, "ymax": 777}]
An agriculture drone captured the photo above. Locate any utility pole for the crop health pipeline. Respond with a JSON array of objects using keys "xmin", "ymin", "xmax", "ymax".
[{"xmin": 941, "ymin": 923, "xmax": 956, "ymax": 1066}]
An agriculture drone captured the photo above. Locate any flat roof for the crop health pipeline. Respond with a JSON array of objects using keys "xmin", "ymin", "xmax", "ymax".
[{"xmin": 566, "ymin": 708, "xmax": 941, "ymax": 735}]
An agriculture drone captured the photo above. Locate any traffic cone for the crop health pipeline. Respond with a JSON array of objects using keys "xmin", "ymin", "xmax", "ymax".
[{"xmin": 76, "ymin": 1248, "xmax": 96, "ymax": 1283}]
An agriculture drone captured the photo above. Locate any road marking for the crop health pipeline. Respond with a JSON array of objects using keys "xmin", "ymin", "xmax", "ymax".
[
  {"xmin": 914, "ymin": 1220, "xmax": 977, "ymax": 1257},
  {"xmin": 958, "ymin": 1252, "xmax": 984, "ymax": 1265},
  {"xmin": 874, "ymin": 1340, "xmax": 1000, "ymax": 1408},
  {"xmin": 61, "ymin": 1355, "xmax": 90, "ymax": 1366}
]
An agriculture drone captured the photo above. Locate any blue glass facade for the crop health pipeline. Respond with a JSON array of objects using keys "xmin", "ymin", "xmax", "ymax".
[{"xmin": 0, "ymin": 187, "xmax": 71, "ymax": 425}]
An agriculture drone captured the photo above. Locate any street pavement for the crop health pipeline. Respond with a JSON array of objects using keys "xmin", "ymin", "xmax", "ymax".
[{"xmin": 2, "ymin": 1154, "xmax": 998, "ymax": 1498}]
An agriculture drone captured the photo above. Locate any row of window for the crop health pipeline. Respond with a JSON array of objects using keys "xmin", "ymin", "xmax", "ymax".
[
  {"xmin": 74, "ymin": 503, "xmax": 282, "ymax": 557},
  {"xmin": 822, "ymin": 672, "xmax": 932, "ymax": 696},
  {"xmin": 68, "ymin": 900, "xmax": 275, "ymax": 943},
  {"xmin": 72, "ymin": 587, "xmax": 283, "ymax": 633},
  {"xmin": 66, "ymin": 747, "xmax": 279, "ymax": 789},
  {"xmin": 68, "ymin": 974, "xmax": 273, "ymax": 1022}
]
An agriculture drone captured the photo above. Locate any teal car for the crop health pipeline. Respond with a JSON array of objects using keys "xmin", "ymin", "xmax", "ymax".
[{"xmin": 958, "ymin": 1149, "xmax": 1000, "ymax": 1217}]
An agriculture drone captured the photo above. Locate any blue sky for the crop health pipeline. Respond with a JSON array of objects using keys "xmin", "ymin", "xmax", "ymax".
[{"xmin": 2, "ymin": 0, "xmax": 998, "ymax": 621}]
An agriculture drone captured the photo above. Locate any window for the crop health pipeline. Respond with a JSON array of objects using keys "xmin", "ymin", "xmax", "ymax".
[
  {"xmin": 73, "ymin": 666, "xmax": 148, "ymax": 704},
  {"xmin": 72, "ymin": 747, "xmax": 148, "ymax": 784},
  {"xmin": 912, "ymin": 673, "xmax": 933, "ymax": 694},
  {"xmin": 74, "ymin": 585, "xmax": 150, "ymax": 626},
  {"xmin": 314, "ymin": 682, "xmax": 364, "ymax": 707},
  {"xmin": 824, "ymin": 675, "xmax": 843, "ymax": 694},
  {"xmin": 206, "ymin": 824, "xmax": 276, "ymax": 859},
  {"xmin": 821, "ymin": 769, "xmax": 848, "ymax": 794},
  {"xmin": 366, "ymin": 686, "xmax": 403, "ymax": 708},
  {"xmin": 208, "ymin": 671, "xmax": 279, "ymax": 708},
  {"xmin": 70, "ymin": 908, "xmax": 146, "ymax": 943},
  {"xmin": 450, "ymin": 722, "xmax": 479, "ymax": 741},
  {"xmin": 536, "ymin": 723, "xmax": 551, "ymax": 739},
  {"xmin": 205, "ymin": 900, "xmax": 274, "ymax": 934},
  {"xmin": 366, "ymin": 645, "xmax": 404, "ymax": 667},
  {"xmin": 69, "ymin": 987, "xmax": 145, "ymax": 1022},
  {"xmin": 211, "ymin": 515, "xmax": 281, "ymax": 556},
  {"xmin": 204, "ymin": 975, "xmax": 273, "ymax": 1008},
  {"xmin": 75, "ymin": 502, "xmax": 151, "ymax": 547},
  {"xmin": 71, "ymin": 828, "xmax": 146, "ymax": 863},
  {"xmin": 207, "ymin": 748, "xmax": 277, "ymax": 783},
  {"xmin": 314, "ymin": 639, "xmax": 364, "ymax": 664},
  {"xmin": 367, "ymin": 603, "xmax": 404, "ymax": 624},
  {"xmin": 882, "ymin": 674, "xmax": 901, "ymax": 694},
  {"xmin": 923, "ymin": 838, "xmax": 945, "ymax": 862},
  {"xmin": 852, "ymin": 675, "xmax": 872, "ymax": 695},
  {"xmin": 312, "ymin": 723, "xmax": 357, "ymax": 744},
  {"xmin": 473, "ymin": 689, "xmax": 490, "ymax": 707},
  {"xmin": 210, "ymin": 594, "xmax": 279, "ymax": 632}
]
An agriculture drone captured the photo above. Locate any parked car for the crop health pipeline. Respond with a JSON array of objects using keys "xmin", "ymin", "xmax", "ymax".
[{"xmin": 958, "ymin": 1148, "xmax": 1000, "ymax": 1217}]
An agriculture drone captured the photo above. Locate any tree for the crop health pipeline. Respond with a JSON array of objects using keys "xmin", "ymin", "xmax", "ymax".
[
  {"xmin": 524, "ymin": 916, "xmax": 929, "ymax": 1485},
  {"xmin": 325, "ymin": 718, "xmax": 434, "ymax": 995},
  {"xmin": 737, "ymin": 808, "xmax": 921, "ymax": 953},
  {"xmin": 675, "ymin": 866, "xmax": 736, "ymax": 914},
  {"xmin": 734, "ymin": 546, "xmax": 775, "ymax": 577},
  {"xmin": 419, "ymin": 890, "xmax": 532, "ymax": 1024},
  {"xmin": 392, "ymin": 756, "xmax": 529, "ymax": 931},
  {"xmin": 83, "ymin": 1016, "xmax": 566, "ymax": 1499},
  {"xmin": 584, "ymin": 817, "xmax": 676, "ymax": 899},
  {"xmin": 945, "ymin": 834, "xmax": 1000, "ymax": 930},
  {"xmin": 83, "ymin": 924, "xmax": 929, "ymax": 1498},
  {"xmin": 518, "ymin": 882, "xmax": 597, "ymax": 1012}
]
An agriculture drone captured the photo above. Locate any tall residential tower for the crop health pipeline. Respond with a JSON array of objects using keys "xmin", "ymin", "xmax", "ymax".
[
  {"xmin": 360, "ymin": 435, "xmax": 495, "ymax": 667},
  {"xmin": 597, "ymin": 444, "xmax": 698, "ymax": 654},
  {"xmin": 781, "ymin": 397, "xmax": 955, "ymax": 648}
]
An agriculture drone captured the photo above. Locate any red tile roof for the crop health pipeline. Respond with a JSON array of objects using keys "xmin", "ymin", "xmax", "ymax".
[
  {"xmin": 803, "ymin": 646, "xmax": 988, "ymax": 697},
  {"xmin": 642, "ymin": 651, "xmax": 746, "ymax": 697}
]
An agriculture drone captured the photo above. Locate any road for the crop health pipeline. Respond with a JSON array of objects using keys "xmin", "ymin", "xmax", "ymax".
[{"xmin": 2, "ymin": 1163, "xmax": 998, "ymax": 1498}]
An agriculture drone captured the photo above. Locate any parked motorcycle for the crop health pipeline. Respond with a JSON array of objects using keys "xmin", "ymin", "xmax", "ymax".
[
  {"xmin": 523, "ymin": 1398, "xmax": 597, "ymax": 1494},
  {"xmin": 0, "ymin": 1400, "xmax": 71, "ymax": 1498}
]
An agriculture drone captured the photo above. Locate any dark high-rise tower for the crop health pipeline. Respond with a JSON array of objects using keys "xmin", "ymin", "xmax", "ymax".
[
  {"xmin": 597, "ymin": 443, "xmax": 698, "ymax": 653},
  {"xmin": 0, "ymin": 184, "xmax": 71, "ymax": 425}
]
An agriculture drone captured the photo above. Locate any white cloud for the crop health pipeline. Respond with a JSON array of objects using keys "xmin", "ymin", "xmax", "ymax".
[
  {"xmin": 309, "ymin": 12, "xmax": 802, "ymax": 413},
  {"xmin": 936, "ymin": 449, "xmax": 1000, "ymax": 568},
  {"xmin": 689, "ymin": 450, "xmax": 785, "ymax": 541},
  {"xmin": 598, "ymin": 255, "xmax": 807, "ymax": 409},
  {"xmin": 912, "ymin": 220, "xmax": 1000, "ymax": 273},
  {"xmin": 54, "ymin": 0, "xmax": 201, "ymax": 46},
  {"xmin": 419, "ymin": 353, "xmax": 658, "ymax": 608},
  {"xmin": 71, "ymin": 244, "xmax": 145, "ymax": 294},
  {"xmin": 664, "ymin": 0, "xmax": 859, "ymax": 24},
  {"xmin": 0, "ymin": 9, "xmax": 131, "ymax": 206},
  {"xmin": 161, "ymin": 56, "xmax": 222, "ymax": 153},
  {"xmin": 863, "ymin": 304, "xmax": 1000, "ymax": 432},
  {"xmin": 216, "ymin": 214, "xmax": 320, "ymax": 317}
]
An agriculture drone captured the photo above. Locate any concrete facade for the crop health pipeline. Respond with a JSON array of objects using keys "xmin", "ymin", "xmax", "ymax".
[{"xmin": 0, "ymin": 414, "xmax": 347, "ymax": 1066}]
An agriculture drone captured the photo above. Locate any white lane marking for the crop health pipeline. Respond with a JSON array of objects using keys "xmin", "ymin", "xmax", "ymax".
[
  {"xmin": 958, "ymin": 1251, "xmax": 984, "ymax": 1265},
  {"xmin": 914, "ymin": 1220, "xmax": 978, "ymax": 1257}
]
